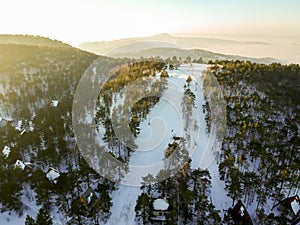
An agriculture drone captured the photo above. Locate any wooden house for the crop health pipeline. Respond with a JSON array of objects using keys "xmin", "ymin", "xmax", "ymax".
[
  {"xmin": 46, "ymin": 167, "xmax": 60, "ymax": 184},
  {"xmin": 79, "ymin": 188, "xmax": 98, "ymax": 209},
  {"xmin": 150, "ymin": 198, "xmax": 171, "ymax": 222},
  {"xmin": 274, "ymin": 195, "xmax": 300, "ymax": 224},
  {"xmin": 14, "ymin": 160, "xmax": 33, "ymax": 173},
  {"xmin": 231, "ymin": 200, "xmax": 253, "ymax": 225}
]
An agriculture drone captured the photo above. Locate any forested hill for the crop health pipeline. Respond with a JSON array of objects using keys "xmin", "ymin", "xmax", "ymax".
[
  {"xmin": 0, "ymin": 36, "xmax": 132, "ymax": 120},
  {"xmin": 211, "ymin": 61, "xmax": 299, "ymax": 224},
  {"xmin": 0, "ymin": 34, "xmax": 72, "ymax": 48},
  {"xmin": 0, "ymin": 36, "xmax": 132, "ymax": 224}
]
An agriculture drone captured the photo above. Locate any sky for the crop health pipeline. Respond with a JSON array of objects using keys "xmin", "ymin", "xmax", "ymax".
[{"xmin": 0, "ymin": 0, "xmax": 299, "ymax": 45}]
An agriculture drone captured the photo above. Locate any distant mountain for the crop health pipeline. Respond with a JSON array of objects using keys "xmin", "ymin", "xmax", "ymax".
[
  {"xmin": 191, "ymin": 49, "xmax": 280, "ymax": 64},
  {"xmin": 78, "ymin": 33, "xmax": 281, "ymax": 64},
  {"xmin": 0, "ymin": 34, "xmax": 72, "ymax": 48},
  {"xmin": 105, "ymin": 46, "xmax": 279, "ymax": 65}
]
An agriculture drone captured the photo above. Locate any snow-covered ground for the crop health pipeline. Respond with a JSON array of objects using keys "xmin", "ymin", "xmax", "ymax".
[
  {"xmin": 0, "ymin": 63, "xmax": 229, "ymax": 225},
  {"xmin": 106, "ymin": 64, "xmax": 228, "ymax": 224}
]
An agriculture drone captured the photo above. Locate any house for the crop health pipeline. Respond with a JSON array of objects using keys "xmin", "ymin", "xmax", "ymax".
[
  {"xmin": 231, "ymin": 200, "xmax": 253, "ymax": 225},
  {"xmin": 150, "ymin": 198, "xmax": 171, "ymax": 222},
  {"xmin": 274, "ymin": 195, "xmax": 300, "ymax": 224},
  {"xmin": 46, "ymin": 167, "xmax": 60, "ymax": 184},
  {"xmin": 51, "ymin": 100, "xmax": 59, "ymax": 107},
  {"xmin": 14, "ymin": 160, "xmax": 33, "ymax": 172},
  {"xmin": 79, "ymin": 188, "xmax": 98, "ymax": 208},
  {"xmin": 2, "ymin": 146, "xmax": 11, "ymax": 158}
]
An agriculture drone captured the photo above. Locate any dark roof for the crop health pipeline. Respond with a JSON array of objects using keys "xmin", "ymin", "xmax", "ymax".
[
  {"xmin": 80, "ymin": 188, "xmax": 97, "ymax": 207},
  {"xmin": 281, "ymin": 195, "xmax": 300, "ymax": 216},
  {"xmin": 231, "ymin": 200, "xmax": 253, "ymax": 225}
]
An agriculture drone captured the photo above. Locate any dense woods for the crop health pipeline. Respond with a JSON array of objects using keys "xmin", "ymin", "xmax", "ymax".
[{"xmin": 210, "ymin": 60, "xmax": 299, "ymax": 224}]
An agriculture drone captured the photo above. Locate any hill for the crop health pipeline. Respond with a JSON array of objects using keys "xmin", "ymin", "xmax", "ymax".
[
  {"xmin": 78, "ymin": 33, "xmax": 282, "ymax": 64},
  {"xmin": 0, "ymin": 34, "xmax": 74, "ymax": 48},
  {"xmin": 105, "ymin": 45, "xmax": 279, "ymax": 64}
]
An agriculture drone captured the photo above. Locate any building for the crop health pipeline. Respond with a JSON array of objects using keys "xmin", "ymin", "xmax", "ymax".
[
  {"xmin": 274, "ymin": 195, "xmax": 300, "ymax": 224},
  {"xmin": 14, "ymin": 160, "xmax": 33, "ymax": 172},
  {"xmin": 150, "ymin": 198, "xmax": 171, "ymax": 222},
  {"xmin": 51, "ymin": 100, "xmax": 59, "ymax": 107},
  {"xmin": 79, "ymin": 188, "xmax": 98, "ymax": 209},
  {"xmin": 46, "ymin": 167, "xmax": 60, "ymax": 184},
  {"xmin": 2, "ymin": 146, "xmax": 11, "ymax": 158},
  {"xmin": 231, "ymin": 200, "xmax": 253, "ymax": 225}
]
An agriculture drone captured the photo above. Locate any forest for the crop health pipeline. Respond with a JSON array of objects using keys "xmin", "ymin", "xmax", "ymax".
[{"xmin": 0, "ymin": 36, "xmax": 299, "ymax": 224}]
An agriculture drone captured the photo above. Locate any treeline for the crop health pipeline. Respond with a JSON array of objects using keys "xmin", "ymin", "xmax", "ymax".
[{"xmin": 95, "ymin": 60, "xmax": 168, "ymax": 161}]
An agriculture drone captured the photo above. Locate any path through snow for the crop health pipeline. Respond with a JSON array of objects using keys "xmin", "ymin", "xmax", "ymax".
[{"xmin": 106, "ymin": 64, "xmax": 227, "ymax": 225}]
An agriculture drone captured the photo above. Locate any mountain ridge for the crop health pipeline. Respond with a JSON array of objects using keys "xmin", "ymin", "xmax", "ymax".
[{"xmin": 78, "ymin": 33, "xmax": 282, "ymax": 64}]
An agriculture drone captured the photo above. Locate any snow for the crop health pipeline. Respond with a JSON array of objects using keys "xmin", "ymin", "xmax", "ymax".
[
  {"xmin": 106, "ymin": 64, "xmax": 218, "ymax": 225},
  {"xmin": 46, "ymin": 168, "xmax": 60, "ymax": 184},
  {"xmin": 87, "ymin": 192, "xmax": 93, "ymax": 205},
  {"xmin": 15, "ymin": 160, "xmax": 26, "ymax": 170},
  {"xmin": 2, "ymin": 146, "xmax": 11, "ymax": 158},
  {"xmin": 51, "ymin": 100, "xmax": 59, "ymax": 107},
  {"xmin": 29, "ymin": 121, "xmax": 34, "ymax": 132},
  {"xmin": 16, "ymin": 120, "xmax": 22, "ymax": 131},
  {"xmin": 240, "ymin": 206, "xmax": 245, "ymax": 216},
  {"xmin": 153, "ymin": 199, "xmax": 169, "ymax": 211},
  {"xmin": 291, "ymin": 197, "xmax": 299, "ymax": 215},
  {"xmin": 0, "ymin": 209, "xmax": 30, "ymax": 225},
  {"xmin": 20, "ymin": 129, "xmax": 26, "ymax": 135}
]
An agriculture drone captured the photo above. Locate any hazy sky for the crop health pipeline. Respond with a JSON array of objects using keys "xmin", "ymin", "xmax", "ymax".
[{"xmin": 0, "ymin": 0, "xmax": 299, "ymax": 44}]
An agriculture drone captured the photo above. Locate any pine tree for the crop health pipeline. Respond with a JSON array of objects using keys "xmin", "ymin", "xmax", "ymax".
[
  {"xmin": 36, "ymin": 207, "xmax": 53, "ymax": 225},
  {"xmin": 25, "ymin": 215, "xmax": 36, "ymax": 225}
]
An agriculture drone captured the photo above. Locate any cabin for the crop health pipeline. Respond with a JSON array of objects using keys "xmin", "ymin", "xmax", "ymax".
[
  {"xmin": 79, "ymin": 188, "xmax": 98, "ymax": 209},
  {"xmin": 231, "ymin": 200, "xmax": 253, "ymax": 225},
  {"xmin": 46, "ymin": 167, "xmax": 60, "ymax": 184},
  {"xmin": 51, "ymin": 100, "xmax": 59, "ymax": 107},
  {"xmin": 2, "ymin": 146, "xmax": 11, "ymax": 158},
  {"xmin": 274, "ymin": 195, "xmax": 300, "ymax": 224},
  {"xmin": 150, "ymin": 198, "xmax": 171, "ymax": 222},
  {"xmin": 14, "ymin": 160, "xmax": 33, "ymax": 172}
]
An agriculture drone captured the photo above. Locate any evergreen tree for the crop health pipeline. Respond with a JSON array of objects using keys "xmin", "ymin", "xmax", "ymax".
[
  {"xmin": 25, "ymin": 215, "xmax": 36, "ymax": 225},
  {"xmin": 36, "ymin": 206, "xmax": 53, "ymax": 225}
]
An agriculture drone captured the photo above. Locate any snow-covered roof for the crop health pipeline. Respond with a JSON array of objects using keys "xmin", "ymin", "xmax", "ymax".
[
  {"xmin": 15, "ymin": 160, "xmax": 26, "ymax": 170},
  {"xmin": 153, "ymin": 198, "xmax": 169, "ymax": 211},
  {"xmin": 2, "ymin": 146, "xmax": 11, "ymax": 158},
  {"xmin": 87, "ymin": 192, "xmax": 94, "ymax": 205},
  {"xmin": 29, "ymin": 121, "xmax": 34, "ymax": 132},
  {"xmin": 291, "ymin": 196, "xmax": 300, "ymax": 215},
  {"xmin": 20, "ymin": 129, "xmax": 26, "ymax": 135},
  {"xmin": 51, "ymin": 100, "xmax": 59, "ymax": 107},
  {"xmin": 46, "ymin": 168, "xmax": 60, "ymax": 184},
  {"xmin": 16, "ymin": 120, "xmax": 22, "ymax": 131}
]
